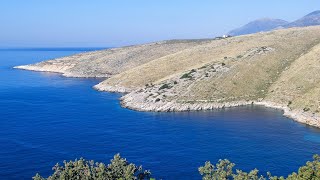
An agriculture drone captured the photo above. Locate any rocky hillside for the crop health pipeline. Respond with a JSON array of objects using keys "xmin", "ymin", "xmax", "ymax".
[
  {"xmin": 15, "ymin": 26, "xmax": 320, "ymax": 128},
  {"xmin": 228, "ymin": 10, "xmax": 320, "ymax": 36}
]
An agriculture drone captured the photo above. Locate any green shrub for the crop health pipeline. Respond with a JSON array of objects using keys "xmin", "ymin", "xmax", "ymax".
[
  {"xmin": 199, "ymin": 155, "xmax": 320, "ymax": 180},
  {"xmin": 33, "ymin": 154, "xmax": 320, "ymax": 180},
  {"xmin": 285, "ymin": 154, "xmax": 320, "ymax": 180},
  {"xmin": 200, "ymin": 65, "xmax": 207, "ymax": 69},
  {"xmin": 180, "ymin": 73, "xmax": 192, "ymax": 79},
  {"xmin": 33, "ymin": 154, "xmax": 151, "ymax": 180},
  {"xmin": 180, "ymin": 69, "xmax": 197, "ymax": 79},
  {"xmin": 159, "ymin": 83, "xmax": 171, "ymax": 90},
  {"xmin": 303, "ymin": 107, "xmax": 310, "ymax": 112}
]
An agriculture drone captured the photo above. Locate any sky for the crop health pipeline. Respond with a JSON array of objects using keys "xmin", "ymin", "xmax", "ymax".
[{"xmin": 1, "ymin": 0, "xmax": 320, "ymax": 47}]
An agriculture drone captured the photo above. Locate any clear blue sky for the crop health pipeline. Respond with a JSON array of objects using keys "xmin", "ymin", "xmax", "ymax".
[{"xmin": 1, "ymin": 0, "xmax": 320, "ymax": 47}]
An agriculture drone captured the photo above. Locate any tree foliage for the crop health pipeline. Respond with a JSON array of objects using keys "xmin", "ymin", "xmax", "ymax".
[
  {"xmin": 198, "ymin": 155, "xmax": 320, "ymax": 180},
  {"xmin": 33, "ymin": 154, "xmax": 320, "ymax": 180},
  {"xmin": 33, "ymin": 154, "xmax": 151, "ymax": 180},
  {"xmin": 199, "ymin": 159, "xmax": 235, "ymax": 180},
  {"xmin": 270, "ymin": 155, "xmax": 320, "ymax": 180}
]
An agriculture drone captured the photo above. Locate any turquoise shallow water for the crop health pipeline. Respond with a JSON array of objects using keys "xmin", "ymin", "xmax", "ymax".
[{"xmin": 0, "ymin": 49, "xmax": 320, "ymax": 179}]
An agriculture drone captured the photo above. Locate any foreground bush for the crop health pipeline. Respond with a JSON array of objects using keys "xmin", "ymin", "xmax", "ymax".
[
  {"xmin": 33, "ymin": 154, "xmax": 151, "ymax": 180},
  {"xmin": 198, "ymin": 155, "xmax": 320, "ymax": 180},
  {"xmin": 34, "ymin": 154, "xmax": 320, "ymax": 180}
]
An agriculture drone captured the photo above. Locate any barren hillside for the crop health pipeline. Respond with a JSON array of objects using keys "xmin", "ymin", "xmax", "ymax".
[{"xmin": 15, "ymin": 39, "xmax": 211, "ymax": 78}]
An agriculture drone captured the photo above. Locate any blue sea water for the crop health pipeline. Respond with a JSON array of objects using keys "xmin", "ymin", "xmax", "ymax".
[{"xmin": 0, "ymin": 48, "xmax": 320, "ymax": 180}]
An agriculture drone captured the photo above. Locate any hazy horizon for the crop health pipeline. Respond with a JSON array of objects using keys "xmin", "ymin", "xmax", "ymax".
[{"xmin": 1, "ymin": 0, "xmax": 320, "ymax": 47}]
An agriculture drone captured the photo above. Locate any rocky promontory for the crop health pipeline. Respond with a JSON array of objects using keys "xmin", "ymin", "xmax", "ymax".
[{"xmin": 15, "ymin": 26, "xmax": 320, "ymax": 128}]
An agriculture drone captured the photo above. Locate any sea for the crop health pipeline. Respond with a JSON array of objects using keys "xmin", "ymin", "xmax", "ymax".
[{"xmin": 0, "ymin": 48, "xmax": 320, "ymax": 179}]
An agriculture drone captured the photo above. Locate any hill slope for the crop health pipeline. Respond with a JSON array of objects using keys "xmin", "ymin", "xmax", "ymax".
[
  {"xmin": 15, "ymin": 26, "xmax": 320, "ymax": 128},
  {"xmin": 15, "ymin": 39, "xmax": 211, "ymax": 78}
]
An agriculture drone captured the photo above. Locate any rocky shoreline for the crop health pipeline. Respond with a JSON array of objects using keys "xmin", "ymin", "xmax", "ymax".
[
  {"xmin": 256, "ymin": 101, "xmax": 320, "ymax": 128},
  {"xmin": 13, "ymin": 65, "xmax": 111, "ymax": 78},
  {"xmin": 14, "ymin": 64, "xmax": 70, "ymax": 75},
  {"xmin": 93, "ymin": 83, "xmax": 131, "ymax": 93},
  {"xmin": 120, "ymin": 94, "xmax": 320, "ymax": 128}
]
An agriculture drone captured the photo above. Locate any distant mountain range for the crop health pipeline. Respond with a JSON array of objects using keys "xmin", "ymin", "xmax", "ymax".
[{"xmin": 228, "ymin": 10, "xmax": 320, "ymax": 36}]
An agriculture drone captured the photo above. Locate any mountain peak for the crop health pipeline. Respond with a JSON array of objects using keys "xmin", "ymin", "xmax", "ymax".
[
  {"xmin": 228, "ymin": 10, "xmax": 320, "ymax": 36},
  {"xmin": 285, "ymin": 10, "xmax": 320, "ymax": 28},
  {"xmin": 305, "ymin": 10, "xmax": 320, "ymax": 17},
  {"xmin": 228, "ymin": 18, "xmax": 288, "ymax": 36}
]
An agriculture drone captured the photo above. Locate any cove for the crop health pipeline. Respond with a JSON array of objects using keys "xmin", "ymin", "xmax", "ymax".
[{"xmin": 0, "ymin": 49, "xmax": 320, "ymax": 180}]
